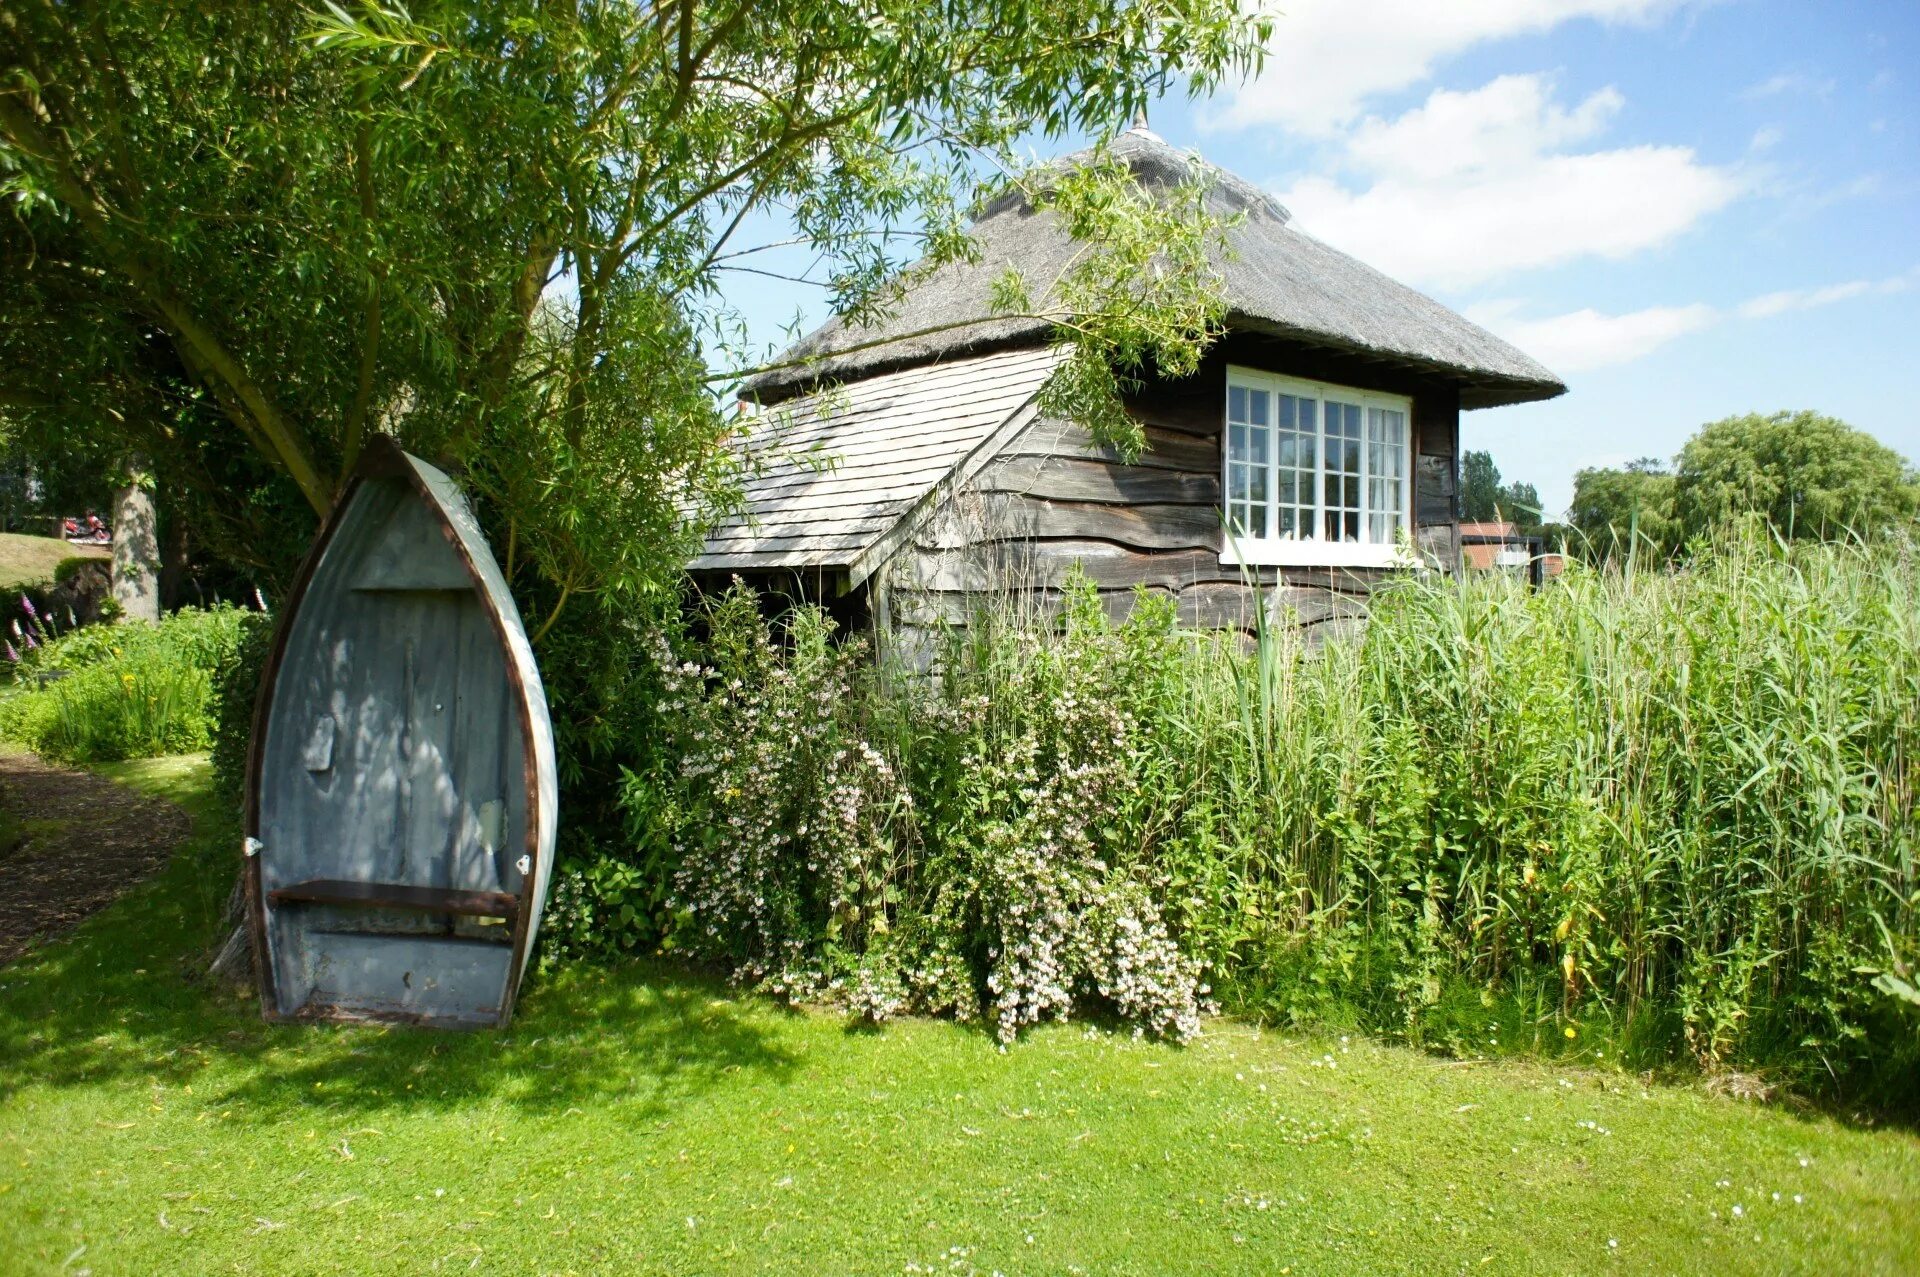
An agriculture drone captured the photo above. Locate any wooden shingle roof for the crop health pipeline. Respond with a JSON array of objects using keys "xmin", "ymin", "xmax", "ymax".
[{"xmin": 692, "ymin": 346, "xmax": 1062, "ymax": 581}]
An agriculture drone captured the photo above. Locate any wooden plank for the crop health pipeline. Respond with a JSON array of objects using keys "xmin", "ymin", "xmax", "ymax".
[
  {"xmin": 739, "ymin": 356, "xmax": 1056, "ymax": 449},
  {"xmin": 1007, "ymin": 419, "xmax": 1219, "ymax": 474},
  {"xmin": 702, "ymin": 516, "xmax": 890, "ymax": 543},
  {"xmin": 733, "ymin": 427, "xmax": 1025, "ymax": 497},
  {"xmin": 718, "ymin": 482, "xmax": 930, "ymax": 517},
  {"xmin": 689, "ymin": 549, "xmax": 850, "ymax": 571},
  {"xmin": 842, "ymin": 400, "xmax": 1045, "ymax": 590},
  {"xmin": 915, "ymin": 495, "xmax": 1224, "ymax": 552},
  {"xmin": 977, "ymin": 456, "xmax": 1221, "ymax": 504},
  {"xmin": 888, "ymin": 579, "xmax": 1369, "ymax": 634},
  {"xmin": 268, "ymin": 878, "xmax": 520, "ymax": 921},
  {"xmin": 1415, "ymin": 452, "xmax": 1456, "ymax": 527},
  {"xmin": 896, "ymin": 541, "xmax": 1255, "ymax": 593}
]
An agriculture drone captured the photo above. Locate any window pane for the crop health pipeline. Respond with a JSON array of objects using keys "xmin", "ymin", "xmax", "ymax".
[
  {"xmin": 1250, "ymin": 427, "xmax": 1268, "ymax": 465},
  {"xmin": 1250, "ymin": 389, "xmax": 1269, "ymax": 427},
  {"xmin": 1228, "ymin": 423, "xmax": 1246, "ymax": 460},
  {"xmin": 1229, "ymin": 465, "xmax": 1248, "ymax": 500},
  {"xmin": 1229, "ymin": 386, "xmax": 1247, "ymax": 422},
  {"xmin": 1277, "ymin": 506, "xmax": 1296, "ymax": 538}
]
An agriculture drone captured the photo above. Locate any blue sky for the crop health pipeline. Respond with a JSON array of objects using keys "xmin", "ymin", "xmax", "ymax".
[{"xmin": 725, "ymin": 0, "xmax": 1920, "ymax": 517}]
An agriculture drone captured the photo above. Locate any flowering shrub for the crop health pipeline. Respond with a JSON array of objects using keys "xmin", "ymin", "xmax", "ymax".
[
  {"xmin": 648, "ymin": 587, "xmax": 913, "ymax": 997},
  {"xmin": 610, "ymin": 581, "xmax": 1208, "ymax": 1043},
  {"xmin": 911, "ymin": 589, "xmax": 1208, "ymax": 1042}
]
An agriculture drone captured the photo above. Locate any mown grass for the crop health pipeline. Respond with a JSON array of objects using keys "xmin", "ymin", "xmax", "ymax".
[
  {"xmin": 1, "ymin": 756, "xmax": 1917, "ymax": 1275},
  {"xmin": 0, "ymin": 533, "xmax": 105, "ymax": 591}
]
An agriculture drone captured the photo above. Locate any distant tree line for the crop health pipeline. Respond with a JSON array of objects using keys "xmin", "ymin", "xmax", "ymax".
[
  {"xmin": 1569, "ymin": 411, "xmax": 1919, "ymax": 564},
  {"xmin": 1462, "ymin": 411, "xmax": 1917, "ymax": 567}
]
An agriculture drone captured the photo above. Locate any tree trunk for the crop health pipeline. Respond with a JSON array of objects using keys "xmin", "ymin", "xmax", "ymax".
[
  {"xmin": 111, "ymin": 469, "xmax": 161, "ymax": 623},
  {"xmin": 159, "ymin": 510, "xmax": 193, "ymax": 610}
]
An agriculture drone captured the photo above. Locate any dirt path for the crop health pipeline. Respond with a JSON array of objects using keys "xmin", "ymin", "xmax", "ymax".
[{"xmin": 0, "ymin": 750, "xmax": 192, "ymax": 964}]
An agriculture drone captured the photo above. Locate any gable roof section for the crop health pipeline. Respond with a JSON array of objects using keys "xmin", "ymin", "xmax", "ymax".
[
  {"xmin": 745, "ymin": 129, "xmax": 1565, "ymax": 411},
  {"xmin": 692, "ymin": 346, "xmax": 1062, "ymax": 580}
]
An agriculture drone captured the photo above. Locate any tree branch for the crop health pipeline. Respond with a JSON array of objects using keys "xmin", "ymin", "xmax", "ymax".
[{"xmin": 0, "ymin": 93, "xmax": 335, "ymax": 513}]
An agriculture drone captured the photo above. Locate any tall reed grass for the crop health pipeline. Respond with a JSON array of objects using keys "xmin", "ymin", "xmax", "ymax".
[{"xmin": 1125, "ymin": 534, "xmax": 1918, "ymax": 1103}]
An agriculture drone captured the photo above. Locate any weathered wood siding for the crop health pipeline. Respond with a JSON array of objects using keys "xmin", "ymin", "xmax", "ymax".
[{"xmin": 880, "ymin": 333, "xmax": 1461, "ymax": 655}]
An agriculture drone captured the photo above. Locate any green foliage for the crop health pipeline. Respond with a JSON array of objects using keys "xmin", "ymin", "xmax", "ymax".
[
  {"xmin": 3, "ymin": 0, "xmax": 1267, "ymax": 868},
  {"xmin": 590, "ymin": 540, "xmax": 1920, "ymax": 1105},
  {"xmin": 1460, "ymin": 448, "xmax": 1547, "ymax": 534},
  {"xmin": 1569, "ymin": 458, "xmax": 1685, "ymax": 564},
  {"xmin": 0, "ymin": 606, "xmax": 252, "ymax": 763},
  {"xmin": 1573, "ymin": 414, "xmax": 1918, "ymax": 563},
  {"xmin": 3, "ymin": 0, "xmax": 1263, "ymax": 584},
  {"xmin": 207, "ymin": 609, "xmax": 275, "ymax": 812},
  {"xmin": 1674, "ymin": 409, "xmax": 1920, "ymax": 540}
]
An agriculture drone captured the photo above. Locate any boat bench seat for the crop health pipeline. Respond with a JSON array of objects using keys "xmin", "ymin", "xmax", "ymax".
[{"xmin": 267, "ymin": 878, "xmax": 519, "ymax": 922}]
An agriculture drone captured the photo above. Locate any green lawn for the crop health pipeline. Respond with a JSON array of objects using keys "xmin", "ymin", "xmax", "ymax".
[
  {"xmin": 0, "ymin": 532, "xmax": 106, "ymax": 591},
  {"xmin": 2, "ymin": 758, "xmax": 1916, "ymax": 1276}
]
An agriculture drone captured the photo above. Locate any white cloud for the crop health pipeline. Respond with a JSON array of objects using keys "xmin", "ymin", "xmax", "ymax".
[
  {"xmin": 1470, "ymin": 299, "xmax": 1718, "ymax": 371},
  {"xmin": 1738, "ymin": 270, "xmax": 1917, "ymax": 319},
  {"xmin": 1275, "ymin": 76, "xmax": 1745, "ymax": 289},
  {"xmin": 1469, "ymin": 268, "xmax": 1919, "ymax": 372},
  {"xmin": 1215, "ymin": 0, "xmax": 1686, "ymax": 134},
  {"xmin": 1343, "ymin": 74, "xmax": 1623, "ymax": 180},
  {"xmin": 1739, "ymin": 71, "xmax": 1837, "ymax": 101}
]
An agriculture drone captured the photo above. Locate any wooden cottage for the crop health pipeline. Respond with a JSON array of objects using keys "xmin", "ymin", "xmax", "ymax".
[{"xmin": 693, "ymin": 129, "xmax": 1565, "ymax": 653}]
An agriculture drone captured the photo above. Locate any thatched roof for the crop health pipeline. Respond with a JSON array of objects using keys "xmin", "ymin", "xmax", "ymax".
[
  {"xmin": 744, "ymin": 128, "xmax": 1565, "ymax": 410},
  {"xmin": 693, "ymin": 345, "xmax": 1061, "ymax": 579}
]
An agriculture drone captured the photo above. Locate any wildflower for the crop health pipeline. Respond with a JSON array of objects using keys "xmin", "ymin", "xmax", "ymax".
[
  {"xmin": 3, "ymin": 642, "xmax": 15, "ymax": 663},
  {"xmin": 1564, "ymin": 1026, "xmax": 1577, "ymax": 1039},
  {"xmin": 20, "ymin": 594, "xmax": 35, "ymax": 619}
]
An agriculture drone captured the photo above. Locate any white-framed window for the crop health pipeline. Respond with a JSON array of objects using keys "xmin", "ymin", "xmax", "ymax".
[{"xmin": 1221, "ymin": 366, "xmax": 1414, "ymax": 568}]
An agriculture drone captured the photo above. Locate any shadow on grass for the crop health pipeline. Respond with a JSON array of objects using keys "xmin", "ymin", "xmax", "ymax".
[{"xmin": 0, "ymin": 759, "xmax": 799, "ymax": 1126}]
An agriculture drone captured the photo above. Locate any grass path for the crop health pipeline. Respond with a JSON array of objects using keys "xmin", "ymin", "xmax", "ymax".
[{"xmin": 1, "ymin": 756, "xmax": 1915, "ymax": 1275}]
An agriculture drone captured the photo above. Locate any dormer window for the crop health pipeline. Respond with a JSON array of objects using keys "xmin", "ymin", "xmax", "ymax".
[{"xmin": 1221, "ymin": 366, "xmax": 1414, "ymax": 568}]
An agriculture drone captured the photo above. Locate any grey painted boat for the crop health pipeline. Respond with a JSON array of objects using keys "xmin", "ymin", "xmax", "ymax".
[{"xmin": 244, "ymin": 437, "xmax": 557, "ymax": 1028}]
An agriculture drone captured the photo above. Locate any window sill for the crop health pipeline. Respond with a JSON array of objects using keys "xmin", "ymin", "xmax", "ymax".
[{"xmin": 1221, "ymin": 538, "xmax": 1416, "ymax": 570}]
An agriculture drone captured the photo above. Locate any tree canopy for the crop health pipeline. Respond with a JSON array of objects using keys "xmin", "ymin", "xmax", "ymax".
[
  {"xmin": 1460, "ymin": 448, "xmax": 1545, "ymax": 535},
  {"xmin": 1674, "ymin": 410, "xmax": 1919, "ymax": 542},
  {"xmin": 1569, "ymin": 458, "xmax": 1682, "ymax": 564},
  {"xmin": 2, "ymin": 0, "xmax": 1266, "ymax": 625},
  {"xmin": 1571, "ymin": 414, "xmax": 1918, "ymax": 563}
]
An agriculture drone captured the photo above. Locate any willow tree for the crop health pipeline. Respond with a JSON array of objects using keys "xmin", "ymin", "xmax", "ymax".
[
  {"xmin": 1, "ymin": 0, "xmax": 1264, "ymax": 629},
  {"xmin": 4, "ymin": 0, "xmax": 1265, "ymax": 892}
]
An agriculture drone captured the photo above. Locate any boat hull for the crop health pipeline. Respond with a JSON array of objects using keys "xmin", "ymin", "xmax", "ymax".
[{"xmin": 244, "ymin": 440, "xmax": 557, "ymax": 1028}]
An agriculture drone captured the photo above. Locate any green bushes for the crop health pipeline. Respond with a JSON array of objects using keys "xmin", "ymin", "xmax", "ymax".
[
  {"xmin": 578, "ymin": 534, "xmax": 1919, "ymax": 1105},
  {"xmin": 0, "ymin": 605, "xmax": 258, "ymax": 764}
]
